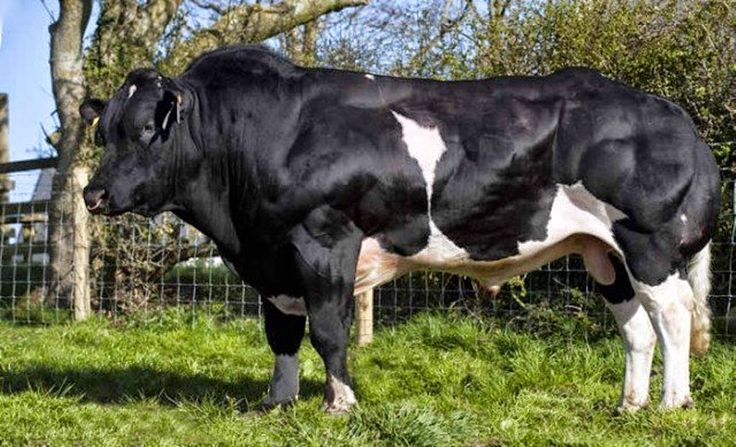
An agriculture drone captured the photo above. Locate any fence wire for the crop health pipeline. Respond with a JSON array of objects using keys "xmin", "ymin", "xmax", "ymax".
[{"xmin": 0, "ymin": 168, "xmax": 734, "ymax": 338}]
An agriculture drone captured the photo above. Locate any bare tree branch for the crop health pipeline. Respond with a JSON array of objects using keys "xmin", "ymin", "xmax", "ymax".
[
  {"xmin": 189, "ymin": 0, "xmax": 228, "ymax": 16},
  {"xmin": 492, "ymin": 0, "xmax": 512, "ymax": 20},
  {"xmin": 40, "ymin": 0, "xmax": 56, "ymax": 21},
  {"xmin": 302, "ymin": 19, "xmax": 319, "ymax": 65},
  {"xmin": 163, "ymin": 0, "xmax": 368, "ymax": 72},
  {"xmin": 405, "ymin": 0, "xmax": 472, "ymax": 75}
]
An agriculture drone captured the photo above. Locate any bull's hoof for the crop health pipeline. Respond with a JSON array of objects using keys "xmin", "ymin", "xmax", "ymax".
[
  {"xmin": 615, "ymin": 395, "xmax": 650, "ymax": 414},
  {"xmin": 260, "ymin": 395, "xmax": 298, "ymax": 412},
  {"xmin": 322, "ymin": 376, "xmax": 357, "ymax": 415},
  {"xmin": 322, "ymin": 398, "xmax": 356, "ymax": 415},
  {"xmin": 615, "ymin": 401, "xmax": 647, "ymax": 415},
  {"xmin": 659, "ymin": 394, "xmax": 694, "ymax": 410}
]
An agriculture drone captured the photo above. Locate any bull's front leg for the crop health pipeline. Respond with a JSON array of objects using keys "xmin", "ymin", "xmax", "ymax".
[
  {"xmin": 262, "ymin": 299, "xmax": 306, "ymax": 409},
  {"xmin": 306, "ymin": 291, "xmax": 356, "ymax": 414},
  {"xmin": 291, "ymin": 209, "xmax": 363, "ymax": 414}
]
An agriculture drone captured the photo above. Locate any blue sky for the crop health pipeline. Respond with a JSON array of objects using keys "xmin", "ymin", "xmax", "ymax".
[
  {"xmin": 0, "ymin": 1, "xmax": 98, "ymax": 200},
  {"xmin": 0, "ymin": 1, "xmax": 61, "ymax": 161}
]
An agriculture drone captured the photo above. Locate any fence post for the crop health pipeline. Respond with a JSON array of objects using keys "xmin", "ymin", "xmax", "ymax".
[
  {"xmin": 0, "ymin": 93, "xmax": 9, "ymax": 203},
  {"xmin": 71, "ymin": 166, "xmax": 91, "ymax": 320},
  {"xmin": 355, "ymin": 288, "xmax": 374, "ymax": 346},
  {"xmin": 0, "ymin": 94, "xmax": 11, "ymax": 245}
]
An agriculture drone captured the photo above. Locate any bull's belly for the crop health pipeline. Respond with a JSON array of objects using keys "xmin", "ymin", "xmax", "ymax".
[{"xmin": 354, "ymin": 182, "xmax": 627, "ymax": 295}]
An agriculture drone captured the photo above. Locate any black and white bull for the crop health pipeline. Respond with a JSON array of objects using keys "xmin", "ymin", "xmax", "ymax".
[{"xmin": 80, "ymin": 45, "xmax": 720, "ymax": 413}]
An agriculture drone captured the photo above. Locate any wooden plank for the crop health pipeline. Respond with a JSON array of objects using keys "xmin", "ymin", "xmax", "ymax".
[
  {"xmin": 0, "ymin": 213, "xmax": 48, "ymax": 225},
  {"xmin": 0, "ymin": 157, "xmax": 59, "ymax": 174},
  {"xmin": 355, "ymin": 288, "xmax": 374, "ymax": 346},
  {"xmin": 0, "ymin": 200, "xmax": 51, "ymax": 218}
]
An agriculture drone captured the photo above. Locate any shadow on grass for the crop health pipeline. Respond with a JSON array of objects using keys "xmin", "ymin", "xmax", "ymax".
[{"xmin": 0, "ymin": 365, "xmax": 324, "ymax": 410}]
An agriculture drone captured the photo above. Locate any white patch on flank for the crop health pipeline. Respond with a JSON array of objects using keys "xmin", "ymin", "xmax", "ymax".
[
  {"xmin": 323, "ymin": 375, "xmax": 357, "ymax": 414},
  {"xmin": 518, "ymin": 182, "xmax": 625, "ymax": 257},
  {"xmin": 514, "ymin": 182, "xmax": 627, "ymax": 285},
  {"xmin": 629, "ymin": 273, "xmax": 694, "ymax": 408},
  {"xmin": 266, "ymin": 295, "xmax": 306, "ymax": 316},
  {"xmin": 391, "ymin": 111, "xmax": 470, "ymax": 266},
  {"xmin": 605, "ymin": 298, "xmax": 656, "ymax": 411},
  {"xmin": 680, "ymin": 214, "xmax": 688, "ymax": 223},
  {"xmin": 128, "ymin": 84, "xmax": 137, "ymax": 98},
  {"xmin": 365, "ymin": 74, "xmax": 375, "ymax": 81}
]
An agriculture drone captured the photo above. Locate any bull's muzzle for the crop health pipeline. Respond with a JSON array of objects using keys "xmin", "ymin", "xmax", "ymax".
[{"xmin": 83, "ymin": 186, "xmax": 108, "ymax": 214}]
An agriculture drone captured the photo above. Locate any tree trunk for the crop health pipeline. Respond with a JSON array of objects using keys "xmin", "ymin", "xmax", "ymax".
[{"xmin": 47, "ymin": 0, "xmax": 93, "ymax": 310}]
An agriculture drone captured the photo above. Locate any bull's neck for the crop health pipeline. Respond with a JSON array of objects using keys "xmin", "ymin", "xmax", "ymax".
[
  {"xmin": 171, "ymin": 134, "xmax": 262, "ymax": 262},
  {"xmin": 173, "ymin": 171, "xmax": 242, "ymax": 260},
  {"xmin": 169, "ymin": 95, "xmax": 244, "ymax": 257},
  {"xmin": 171, "ymin": 75, "xmax": 310, "ymax": 259}
]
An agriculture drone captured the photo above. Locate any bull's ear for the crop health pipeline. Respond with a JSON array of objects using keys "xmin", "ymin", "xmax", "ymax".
[
  {"xmin": 80, "ymin": 99, "xmax": 107, "ymax": 125},
  {"xmin": 155, "ymin": 90, "xmax": 183, "ymax": 131}
]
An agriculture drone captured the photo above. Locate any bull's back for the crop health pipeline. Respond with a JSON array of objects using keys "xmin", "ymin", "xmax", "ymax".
[{"xmin": 290, "ymin": 68, "xmax": 719, "ymax": 263}]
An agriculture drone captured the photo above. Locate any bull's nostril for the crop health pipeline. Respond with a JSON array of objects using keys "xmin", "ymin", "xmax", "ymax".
[
  {"xmin": 89, "ymin": 197, "xmax": 104, "ymax": 210},
  {"xmin": 84, "ymin": 188, "xmax": 108, "ymax": 212}
]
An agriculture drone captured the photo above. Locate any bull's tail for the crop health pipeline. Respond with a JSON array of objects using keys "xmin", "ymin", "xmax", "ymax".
[{"xmin": 687, "ymin": 241, "xmax": 712, "ymax": 355}]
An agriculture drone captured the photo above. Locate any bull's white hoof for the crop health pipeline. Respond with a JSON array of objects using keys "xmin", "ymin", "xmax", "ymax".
[
  {"xmin": 660, "ymin": 393, "xmax": 694, "ymax": 410},
  {"xmin": 616, "ymin": 399, "xmax": 649, "ymax": 414},
  {"xmin": 322, "ymin": 376, "xmax": 357, "ymax": 415},
  {"xmin": 615, "ymin": 391, "xmax": 650, "ymax": 414},
  {"xmin": 322, "ymin": 399, "xmax": 356, "ymax": 415}
]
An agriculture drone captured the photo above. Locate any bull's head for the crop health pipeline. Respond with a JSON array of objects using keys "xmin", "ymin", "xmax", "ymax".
[{"xmin": 80, "ymin": 69, "xmax": 194, "ymax": 217}]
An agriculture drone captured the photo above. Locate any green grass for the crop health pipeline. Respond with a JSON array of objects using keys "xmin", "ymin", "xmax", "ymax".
[{"xmin": 0, "ymin": 312, "xmax": 734, "ymax": 446}]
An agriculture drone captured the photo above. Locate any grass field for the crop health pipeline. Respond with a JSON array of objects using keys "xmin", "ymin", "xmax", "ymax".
[{"xmin": 0, "ymin": 311, "xmax": 734, "ymax": 446}]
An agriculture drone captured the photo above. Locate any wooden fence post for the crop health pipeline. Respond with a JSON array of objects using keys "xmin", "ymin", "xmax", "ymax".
[
  {"xmin": 355, "ymin": 288, "xmax": 374, "ymax": 346},
  {"xmin": 0, "ymin": 94, "xmax": 11, "ymax": 244},
  {"xmin": 0, "ymin": 93, "xmax": 9, "ymax": 203},
  {"xmin": 71, "ymin": 166, "xmax": 91, "ymax": 320}
]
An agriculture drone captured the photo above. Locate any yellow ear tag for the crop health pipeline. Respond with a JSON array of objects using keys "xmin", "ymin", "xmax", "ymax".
[{"xmin": 91, "ymin": 116, "xmax": 100, "ymax": 127}]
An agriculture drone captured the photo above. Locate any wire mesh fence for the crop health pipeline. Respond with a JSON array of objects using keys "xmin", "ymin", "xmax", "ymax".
[{"xmin": 0, "ymin": 167, "xmax": 734, "ymax": 338}]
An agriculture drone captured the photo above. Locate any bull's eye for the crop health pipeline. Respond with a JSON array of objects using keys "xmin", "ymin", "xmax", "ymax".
[{"xmin": 140, "ymin": 123, "xmax": 156, "ymax": 143}]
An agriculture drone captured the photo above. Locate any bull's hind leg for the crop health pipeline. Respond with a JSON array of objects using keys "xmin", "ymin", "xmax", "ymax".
[
  {"xmin": 598, "ymin": 254, "xmax": 657, "ymax": 412},
  {"xmin": 630, "ymin": 272, "xmax": 695, "ymax": 409},
  {"xmin": 618, "ymin": 231, "xmax": 696, "ymax": 409}
]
